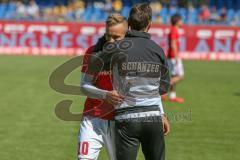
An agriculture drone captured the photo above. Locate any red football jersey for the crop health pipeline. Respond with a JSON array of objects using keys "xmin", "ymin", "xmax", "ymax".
[
  {"xmin": 168, "ymin": 26, "xmax": 180, "ymax": 58},
  {"xmin": 81, "ymin": 46, "xmax": 114, "ymax": 120}
]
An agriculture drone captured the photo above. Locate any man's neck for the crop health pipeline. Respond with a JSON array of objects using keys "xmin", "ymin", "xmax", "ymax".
[
  {"xmin": 173, "ymin": 25, "xmax": 179, "ymax": 28},
  {"xmin": 138, "ymin": 28, "xmax": 148, "ymax": 33}
]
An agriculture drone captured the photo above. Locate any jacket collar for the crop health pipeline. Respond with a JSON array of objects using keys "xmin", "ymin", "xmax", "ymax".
[{"xmin": 126, "ymin": 30, "xmax": 151, "ymax": 39}]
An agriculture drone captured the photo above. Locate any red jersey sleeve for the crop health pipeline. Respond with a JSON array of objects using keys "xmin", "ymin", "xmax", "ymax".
[{"xmin": 81, "ymin": 46, "xmax": 95, "ymax": 73}]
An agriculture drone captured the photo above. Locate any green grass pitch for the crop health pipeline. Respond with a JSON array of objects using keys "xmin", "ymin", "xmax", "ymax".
[{"xmin": 0, "ymin": 55, "xmax": 239, "ymax": 160}]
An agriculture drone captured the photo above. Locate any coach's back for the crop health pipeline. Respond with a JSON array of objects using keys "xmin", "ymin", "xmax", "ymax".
[{"xmin": 110, "ymin": 29, "xmax": 170, "ymax": 120}]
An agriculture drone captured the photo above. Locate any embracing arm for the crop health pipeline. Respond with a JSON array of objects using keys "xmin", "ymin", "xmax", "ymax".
[
  {"xmin": 80, "ymin": 73, "xmax": 124, "ymax": 105},
  {"xmin": 80, "ymin": 73, "xmax": 107, "ymax": 99}
]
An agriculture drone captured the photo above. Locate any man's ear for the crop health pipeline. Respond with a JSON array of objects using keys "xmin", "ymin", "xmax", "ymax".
[{"xmin": 146, "ymin": 21, "xmax": 152, "ymax": 31}]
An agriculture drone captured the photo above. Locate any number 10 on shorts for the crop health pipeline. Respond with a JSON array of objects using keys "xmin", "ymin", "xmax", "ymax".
[{"xmin": 80, "ymin": 141, "xmax": 89, "ymax": 155}]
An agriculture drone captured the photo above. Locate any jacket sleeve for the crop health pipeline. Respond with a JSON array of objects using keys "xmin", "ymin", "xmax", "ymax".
[{"xmin": 159, "ymin": 48, "xmax": 171, "ymax": 95}]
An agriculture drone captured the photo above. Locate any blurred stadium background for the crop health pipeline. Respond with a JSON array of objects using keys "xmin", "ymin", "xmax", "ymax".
[
  {"xmin": 1, "ymin": 0, "xmax": 240, "ymax": 25},
  {"xmin": 0, "ymin": 0, "xmax": 240, "ymax": 160}
]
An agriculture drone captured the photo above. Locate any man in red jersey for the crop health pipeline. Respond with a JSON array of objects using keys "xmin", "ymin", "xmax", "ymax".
[
  {"xmin": 77, "ymin": 14, "xmax": 127, "ymax": 160},
  {"xmin": 166, "ymin": 14, "xmax": 185, "ymax": 103}
]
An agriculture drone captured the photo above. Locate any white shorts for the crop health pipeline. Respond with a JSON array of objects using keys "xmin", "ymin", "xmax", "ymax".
[
  {"xmin": 77, "ymin": 116, "xmax": 116, "ymax": 160},
  {"xmin": 168, "ymin": 59, "xmax": 184, "ymax": 77}
]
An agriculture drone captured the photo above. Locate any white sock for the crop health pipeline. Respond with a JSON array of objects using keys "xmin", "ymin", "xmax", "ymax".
[{"xmin": 169, "ymin": 92, "xmax": 176, "ymax": 99}]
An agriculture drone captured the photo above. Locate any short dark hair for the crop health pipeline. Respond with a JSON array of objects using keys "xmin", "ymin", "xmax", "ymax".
[
  {"xmin": 171, "ymin": 14, "xmax": 181, "ymax": 26},
  {"xmin": 128, "ymin": 3, "xmax": 152, "ymax": 31}
]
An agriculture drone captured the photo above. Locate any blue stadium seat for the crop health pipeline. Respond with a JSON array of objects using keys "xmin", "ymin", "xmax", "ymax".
[
  {"xmin": 209, "ymin": 0, "xmax": 215, "ymax": 7},
  {"xmin": 217, "ymin": 0, "xmax": 224, "ymax": 9},
  {"xmin": 121, "ymin": 6, "xmax": 130, "ymax": 18},
  {"xmin": 160, "ymin": 6, "xmax": 168, "ymax": 24},
  {"xmin": 169, "ymin": 6, "xmax": 178, "ymax": 16},
  {"xmin": 237, "ymin": 0, "xmax": 240, "ymax": 10},
  {"xmin": 179, "ymin": 8, "xmax": 187, "ymax": 23},
  {"xmin": 227, "ymin": 9, "xmax": 235, "ymax": 24},
  {"xmin": 0, "ymin": 3, "xmax": 7, "ymax": 19},
  {"xmin": 82, "ymin": 5, "xmax": 94, "ymax": 22},
  {"xmin": 237, "ymin": 10, "xmax": 240, "ymax": 25},
  {"xmin": 225, "ymin": 0, "xmax": 233, "ymax": 9},
  {"xmin": 93, "ymin": 8, "xmax": 104, "ymax": 22},
  {"xmin": 8, "ymin": 2, "xmax": 16, "ymax": 10},
  {"xmin": 102, "ymin": 12, "xmax": 108, "ymax": 21},
  {"xmin": 4, "ymin": 2, "xmax": 17, "ymax": 19},
  {"xmin": 188, "ymin": 8, "xmax": 198, "ymax": 24}
]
